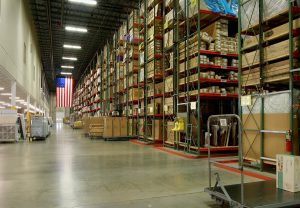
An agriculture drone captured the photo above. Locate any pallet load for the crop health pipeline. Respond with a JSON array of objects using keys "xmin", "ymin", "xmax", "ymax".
[
  {"xmin": 103, "ymin": 117, "xmax": 128, "ymax": 138},
  {"xmin": 88, "ymin": 117, "xmax": 104, "ymax": 138}
]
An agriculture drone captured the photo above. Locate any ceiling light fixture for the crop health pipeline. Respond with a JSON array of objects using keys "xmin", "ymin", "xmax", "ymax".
[
  {"xmin": 63, "ymin": 44, "xmax": 81, "ymax": 49},
  {"xmin": 0, "ymin": 106, "xmax": 5, "ymax": 109},
  {"xmin": 62, "ymin": 57, "xmax": 78, "ymax": 61},
  {"xmin": 61, "ymin": 66, "xmax": 74, "ymax": 69},
  {"xmin": 65, "ymin": 26, "xmax": 88, "ymax": 33},
  {"xmin": 0, "ymin": 87, "xmax": 4, "ymax": 91},
  {"xmin": 68, "ymin": 0, "xmax": 97, "ymax": 6},
  {"xmin": 1, "ymin": 93, "xmax": 12, "ymax": 96},
  {"xmin": 61, "ymin": 72, "xmax": 72, "ymax": 75},
  {"xmin": 9, "ymin": 97, "xmax": 20, "ymax": 100}
]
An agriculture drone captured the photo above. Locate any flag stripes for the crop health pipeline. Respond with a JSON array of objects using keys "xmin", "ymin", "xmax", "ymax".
[{"xmin": 56, "ymin": 77, "xmax": 73, "ymax": 107}]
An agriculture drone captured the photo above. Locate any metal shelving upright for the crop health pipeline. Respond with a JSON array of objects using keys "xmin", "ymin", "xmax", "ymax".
[{"xmin": 238, "ymin": 0, "xmax": 300, "ymax": 170}]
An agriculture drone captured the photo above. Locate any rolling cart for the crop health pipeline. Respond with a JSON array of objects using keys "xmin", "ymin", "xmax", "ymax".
[
  {"xmin": 204, "ymin": 114, "xmax": 300, "ymax": 208},
  {"xmin": 30, "ymin": 116, "xmax": 50, "ymax": 140}
]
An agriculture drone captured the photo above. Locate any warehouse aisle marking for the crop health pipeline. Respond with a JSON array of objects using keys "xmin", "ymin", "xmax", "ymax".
[{"xmin": 129, "ymin": 139, "xmax": 274, "ymax": 181}]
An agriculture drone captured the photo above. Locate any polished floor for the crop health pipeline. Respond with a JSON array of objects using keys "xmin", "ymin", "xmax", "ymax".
[{"xmin": 0, "ymin": 124, "xmax": 264, "ymax": 208}]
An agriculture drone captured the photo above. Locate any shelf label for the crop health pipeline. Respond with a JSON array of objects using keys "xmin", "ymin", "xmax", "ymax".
[
  {"xmin": 221, "ymin": 79, "xmax": 227, "ymax": 83},
  {"xmin": 191, "ymin": 102, "xmax": 197, "ymax": 110},
  {"xmin": 221, "ymin": 92, "xmax": 227, "ymax": 97},
  {"xmin": 220, "ymin": 119, "xmax": 227, "ymax": 127},
  {"xmin": 241, "ymin": 95, "xmax": 252, "ymax": 106},
  {"xmin": 138, "ymin": 109, "xmax": 141, "ymax": 113},
  {"xmin": 221, "ymin": 52, "xmax": 227, "ymax": 55}
]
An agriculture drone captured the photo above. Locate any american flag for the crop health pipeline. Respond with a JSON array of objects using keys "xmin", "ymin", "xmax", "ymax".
[{"xmin": 56, "ymin": 77, "xmax": 74, "ymax": 107}]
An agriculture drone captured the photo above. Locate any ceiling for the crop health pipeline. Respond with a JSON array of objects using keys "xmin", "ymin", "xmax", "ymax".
[{"xmin": 29, "ymin": 0, "xmax": 139, "ymax": 91}]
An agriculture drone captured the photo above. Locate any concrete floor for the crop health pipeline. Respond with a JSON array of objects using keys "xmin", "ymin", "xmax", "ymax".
[{"xmin": 0, "ymin": 124, "xmax": 264, "ymax": 208}]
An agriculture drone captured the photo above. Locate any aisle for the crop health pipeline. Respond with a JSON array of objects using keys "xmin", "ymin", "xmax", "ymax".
[{"xmin": 0, "ymin": 124, "xmax": 261, "ymax": 208}]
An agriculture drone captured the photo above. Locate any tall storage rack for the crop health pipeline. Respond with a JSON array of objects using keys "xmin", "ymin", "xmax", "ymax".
[
  {"xmin": 125, "ymin": 10, "xmax": 141, "ymax": 138},
  {"xmin": 162, "ymin": 0, "xmax": 239, "ymax": 154},
  {"xmin": 239, "ymin": 0, "xmax": 300, "ymax": 170},
  {"xmin": 140, "ymin": 0, "xmax": 165, "ymax": 144}
]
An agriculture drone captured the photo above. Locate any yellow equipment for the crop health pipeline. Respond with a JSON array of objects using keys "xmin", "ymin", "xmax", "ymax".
[
  {"xmin": 73, "ymin": 121, "xmax": 83, "ymax": 129},
  {"xmin": 172, "ymin": 117, "xmax": 185, "ymax": 132}
]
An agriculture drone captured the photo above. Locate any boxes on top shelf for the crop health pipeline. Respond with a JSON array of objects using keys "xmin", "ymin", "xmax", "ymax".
[
  {"xmin": 241, "ymin": 0, "xmax": 289, "ymax": 30},
  {"xmin": 129, "ymin": 10, "xmax": 139, "ymax": 29},
  {"xmin": 147, "ymin": 0, "xmax": 162, "ymax": 9}
]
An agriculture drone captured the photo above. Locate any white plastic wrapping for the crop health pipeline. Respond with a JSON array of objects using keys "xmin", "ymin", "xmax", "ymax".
[
  {"xmin": 241, "ymin": 0, "xmax": 289, "ymax": 30},
  {"xmin": 242, "ymin": 90, "xmax": 299, "ymax": 114}
]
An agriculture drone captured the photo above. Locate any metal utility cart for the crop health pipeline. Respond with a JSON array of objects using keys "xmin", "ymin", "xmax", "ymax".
[
  {"xmin": 30, "ymin": 116, "xmax": 50, "ymax": 140},
  {"xmin": 204, "ymin": 114, "xmax": 300, "ymax": 208}
]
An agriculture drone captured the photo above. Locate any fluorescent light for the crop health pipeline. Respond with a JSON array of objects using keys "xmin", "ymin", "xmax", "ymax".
[
  {"xmin": 0, "ymin": 101, "xmax": 4, "ymax": 104},
  {"xmin": 16, "ymin": 106, "xmax": 21, "ymax": 109},
  {"xmin": 61, "ymin": 65, "xmax": 74, "ymax": 69},
  {"xmin": 62, "ymin": 57, "xmax": 77, "ymax": 61},
  {"xmin": 68, "ymin": 0, "xmax": 97, "ymax": 6},
  {"xmin": 63, "ymin": 44, "xmax": 81, "ymax": 49},
  {"xmin": 16, "ymin": 99, "xmax": 25, "ymax": 102},
  {"xmin": 65, "ymin": 26, "xmax": 88, "ymax": 33},
  {"xmin": 1, "ymin": 93, "xmax": 12, "ymax": 96},
  {"xmin": 0, "ymin": 106, "xmax": 5, "ymax": 109},
  {"xmin": 9, "ymin": 97, "xmax": 20, "ymax": 100},
  {"xmin": 61, "ymin": 72, "xmax": 72, "ymax": 75},
  {"xmin": 0, "ymin": 87, "xmax": 4, "ymax": 91}
]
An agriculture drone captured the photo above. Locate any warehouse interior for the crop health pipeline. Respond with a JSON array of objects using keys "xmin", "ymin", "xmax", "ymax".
[{"xmin": 1, "ymin": 0, "xmax": 300, "ymax": 207}]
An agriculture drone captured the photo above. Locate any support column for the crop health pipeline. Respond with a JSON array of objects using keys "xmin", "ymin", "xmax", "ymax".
[{"xmin": 11, "ymin": 81, "xmax": 16, "ymax": 109}]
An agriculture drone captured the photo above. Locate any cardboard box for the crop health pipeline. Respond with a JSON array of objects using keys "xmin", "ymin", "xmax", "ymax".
[
  {"xmin": 165, "ymin": 76, "xmax": 173, "ymax": 92},
  {"xmin": 151, "ymin": 119, "xmax": 163, "ymax": 141},
  {"xmin": 147, "ymin": 59, "xmax": 163, "ymax": 78},
  {"xmin": 243, "ymin": 18, "xmax": 300, "ymax": 50},
  {"xmin": 147, "ymin": 98, "xmax": 163, "ymax": 115},
  {"xmin": 242, "ymin": 37, "xmax": 300, "ymax": 68},
  {"xmin": 164, "ymin": 97, "xmax": 174, "ymax": 115},
  {"xmin": 103, "ymin": 117, "xmax": 113, "ymax": 137},
  {"xmin": 242, "ymin": 60, "xmax": 294, "ymax": 86},
  {"xmin": 277, "ymin": 155, "xmax": 300, "ymax": 192},
  {"xmin": 166, "ymin": 121, "xmax": 175, "ymax": 143},
  {"xmin": 129, "ymin": 88, "xmax": 139, "ymax": 101},
  {"xmin": 147, "ymin": 40, "xmax": 163, "ymax": 60},
  {"xmin": 113, "ymin": 117, "xmax": 121, "ymax": 137},
  {"xmin": 83, "ymin": 117, "xmax": 90, "ymax": 134},
  {"xmin": 164, "ymin": 29, "xmax": 173, "ymax": 48}
]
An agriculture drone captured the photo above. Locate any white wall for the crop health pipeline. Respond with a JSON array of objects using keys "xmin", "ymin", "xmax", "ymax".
[{"xmin": 0, "ymin": 0, "xmax": 43, "ymax": 103}]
